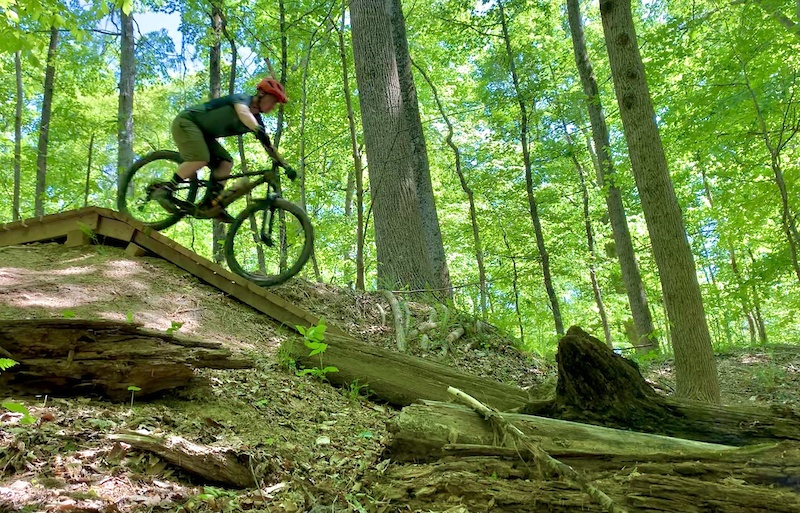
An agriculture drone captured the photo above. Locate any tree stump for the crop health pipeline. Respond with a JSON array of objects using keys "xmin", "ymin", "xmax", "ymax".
[
  {"xmin": 520, "ymin": 326, "xmax": 800, "ymax": 445},
  {"xmin": 0, "ymin": 319, "xmax": 252, "ymax": 401}
]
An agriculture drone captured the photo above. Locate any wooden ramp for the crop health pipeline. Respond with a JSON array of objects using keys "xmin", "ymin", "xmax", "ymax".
[{"xmin": 0, "ymin": 207, "xmax": 346, "ymax": 336}]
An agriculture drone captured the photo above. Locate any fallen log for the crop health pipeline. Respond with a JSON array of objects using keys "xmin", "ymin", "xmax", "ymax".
[
  {"xmin": 367, "ymin": 456, "xmax": 800, "ymax": 513},
  {"xmin": 108, "ymin": 432, "xmax": 255, "ymax": 488},
  {"xmin": 280, "ymin": 333, "xmax": 530, "ymax": 411},
  {"xmin": 388, "ymin": 400, "xmax": 737, "ymax": 463},
  {"xmin": 383, "ymin": 400, "xmax": 800, "ymax": 512},
  {"xmin": 0, "ymin": 319, "xmax": 252, "ymax": 401},
  {"xmin": 520, "ymin": 326, "xmax": 800, "ymax": 445}
]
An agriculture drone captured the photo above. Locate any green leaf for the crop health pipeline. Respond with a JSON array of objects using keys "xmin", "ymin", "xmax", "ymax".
[
  {"xmin": 121, "ymin": 0, "xmax": 133, "ymax": 15},
  {"xmin": 127, "ymin": 385, "xmax": 141, "ymax": 391},
  {"xmin": 0, "ymin": 358, "xmax": 18, "ymax": 372}
]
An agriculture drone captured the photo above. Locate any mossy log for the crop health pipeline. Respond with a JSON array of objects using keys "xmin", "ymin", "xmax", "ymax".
[
  {"xmin": 520, "ymin": 326, "xmax": 800, "ymax": 446},
  {"xmin": 280, "ymin": 334, "xmax": 530, "ymax": 411},
  {"xmin": 0, "ymin": 319, "xmax": 252, "ymax": 400}
]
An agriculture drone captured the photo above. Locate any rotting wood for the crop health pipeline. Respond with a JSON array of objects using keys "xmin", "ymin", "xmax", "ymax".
[
  {"xmin": 448, "ymin": 386, "xmax": 628, "ymax": 513},
  {"xmin": 520, "ymin": 326, "xmax": 800, "ymax": 445},
  {"xmin": 281, "ymin": 334, "xmax": 530, "ymax": 411},
  {"xmin": 108, "ymin": 431, "xmax": 256, "ymax": 488},
  {"xmin": 380, "ymin": 289, "xmax": 406, "ymax": 352},
  {"xmin": 385, "ymin": 400, "xmax": 800, "ymax": 512},
  {"xmin": 0, "ymin": 319, "xmax": 253, "ymax": 401},
  {"xmin": 388, "ymin": 400, "xmax": 736, "ymax": 462}
]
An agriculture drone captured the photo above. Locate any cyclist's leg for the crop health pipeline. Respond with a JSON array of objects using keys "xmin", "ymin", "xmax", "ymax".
[
  {"xmin": 157, "ymin": 115, "xmax": 209, "ymax": 200},
  {"xmin": 199, "ymin": 141, "xmax": 235, "ymax": 223}
]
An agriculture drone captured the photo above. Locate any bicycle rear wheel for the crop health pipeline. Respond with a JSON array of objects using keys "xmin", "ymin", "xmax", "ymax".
[
  {"xmin": 224, "ymin": 198, "xmax": 314, "ymax": 287},
  {"xmin": 117, "ymin": 150, "xmax": 199, "ymax": 231}
]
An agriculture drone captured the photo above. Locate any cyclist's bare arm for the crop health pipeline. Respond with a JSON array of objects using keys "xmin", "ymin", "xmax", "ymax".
[{"xmin": 233, "ymin": 103, "xmax": 290, "ymax": 169}]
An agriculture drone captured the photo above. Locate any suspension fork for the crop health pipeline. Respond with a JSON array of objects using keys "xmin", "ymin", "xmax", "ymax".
[{"xmin": 260, "ymin": 198, "xmax": 278, "ymax": 247}]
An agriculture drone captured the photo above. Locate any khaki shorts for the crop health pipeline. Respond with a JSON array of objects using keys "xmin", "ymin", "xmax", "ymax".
[{"xmin": 171, "ymin": 114, "xmax": 232, "ymax": 167}]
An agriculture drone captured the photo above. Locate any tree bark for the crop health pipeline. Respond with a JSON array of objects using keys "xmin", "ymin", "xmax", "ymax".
[
  {"xmin": 498, "ymin": 0, "xmax": 563, "ymax": 335},
  {"xmin": 520, "ymin": 326, "xmax": 800, "ymax": 446},
  {"xmin": 567, "ymin": 0, "xmax": 657, "ymax": 352},
  {"xmin": 0, "ymin": 319, "xmax": 252, "ymax": 401},
  {"xmin": 600, "ymin": 0, "xmax": 720, "ymax": 402},
  {"xmin": 35, "ymin": 26, "xmax": 59, "ymax": 218},
  {"xmin": 118, "ymin": 10, "xmax": 135, "ymax": 192},
  {"xmin": 350, "ymin": 0, "xmax": 441, "ymax": 292},
  {"xmin": 14, "ymin": 50, "xmax": 23, "ymax": 222},
  {"xmin": 338, "ymin": 2, "xmax": 366, "ymax": 291},
  {"xmin": 388, "ymin": 0, "xmax": 452, "ymax": 299},
  {"xmin": 279, "ymin": 333, "xmax": 530, "ymax": 411},
  {"xmin": 108, "ymin": 432, "xmax": 255, "ymax": 488}
]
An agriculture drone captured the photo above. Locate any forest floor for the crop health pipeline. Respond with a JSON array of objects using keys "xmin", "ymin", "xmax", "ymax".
[{"xmin": 0, "ymin": 243, "xmax": 798, "ymax": 513}]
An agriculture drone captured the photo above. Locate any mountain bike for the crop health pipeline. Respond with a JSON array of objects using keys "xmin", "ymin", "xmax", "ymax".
[{"xmin": 117, "ymin": 150, "xmax": 314, "ymax": 287}]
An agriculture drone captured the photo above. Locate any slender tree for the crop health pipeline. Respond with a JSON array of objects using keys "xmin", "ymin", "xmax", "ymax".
[
  {"xmin": 337, "ymin": 3, "xmax": 367, "ymax": 290},
  {"xmin": 497, "ymin": 0, "xmax": 563, "ymax": 335},
  {"xmin": 600, "ymin": 0, "xmax": 720, "ymax": 402},
  {"xmin": 566, "ymin": 0, "xmax": 657, "ymax": 352},
  {"xmin": 14, "ymin": 50, "xmax": 23, "ymax": 221},
  {"xmin": 118, "ymin": 9, "xmax": 135, "ymax": 190},
  {"xmin": 35, "ymin": 26, "xmax": 60, "ymax": 217}
]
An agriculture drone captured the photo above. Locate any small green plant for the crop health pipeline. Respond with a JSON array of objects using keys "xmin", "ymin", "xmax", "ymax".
[
  {"xmin": 126, "ymin": 311, "xmax": 135, "ymax": 323},
  {"xmin": 0, "ymin": 358, "xmax": 19, "ymax": 372},
  {"xmin": 343, "ymin": 379, "xmax": 372, "ymax": 403},
  {"xmin": 296, "ymin": 319, "xmax": 338, "ymax": 380},
  {"xmin": 127, "ymin": 385, "xmax": 141, "ymax": 407},
  {"xmin": 62, "ymin": 310, "xmax": 77, "ymax": 319},
  {"xmin": 166, "ymin": 321, "xmax": 184, "ymax": 335},
  {"xmin": 0, "ymin": 359, "xmax": 35, "ymax": 424}
]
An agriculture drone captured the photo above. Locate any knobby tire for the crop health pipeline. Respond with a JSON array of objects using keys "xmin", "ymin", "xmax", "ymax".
[
  {"xmin": 117, "ymin": 150, "xmax": 197, "ymax": 231},
  {"xmin": 224, "ymin": 198, "xmax": 314, "ymax": 287}
]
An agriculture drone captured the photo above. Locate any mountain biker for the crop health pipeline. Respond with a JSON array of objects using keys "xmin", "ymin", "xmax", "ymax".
[{"xmin": 153, "ymin": 77, "xmax": 296, "ymax": 223}]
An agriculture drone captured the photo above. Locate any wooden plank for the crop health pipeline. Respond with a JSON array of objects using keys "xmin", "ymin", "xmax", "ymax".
[
  {"xmin": 96, "ymin": 217, "xmax": 137, "ymax": 242},
  {"xmin": 65, "ymin": 230, "xmax": 91, "ymax": 247},
  {"xmin": 0, "ymin": 212, "xmax": 100, "ymax": 247},
  {"xmin": 124, "ymin": 242, "xmax": 148, "ymax": 257}
]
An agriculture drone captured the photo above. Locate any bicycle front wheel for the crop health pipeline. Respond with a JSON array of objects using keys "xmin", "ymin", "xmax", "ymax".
[
  {"xmin": 224, "ymin": 198, "xmax": 314, "ymax": 287},
  {"xmin": 117, "ymin": 150, "xmax": 199, "ymax": 231}
]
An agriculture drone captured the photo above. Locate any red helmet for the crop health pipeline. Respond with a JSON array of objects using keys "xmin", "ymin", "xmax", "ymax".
[{"xmin": 257, "ymin": 78, "xmax": 287, "ymax": 103}]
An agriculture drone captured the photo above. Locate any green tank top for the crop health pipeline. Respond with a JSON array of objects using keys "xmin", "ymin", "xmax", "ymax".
[{"xmin": 180, "ymin": 93, "xmax": 264, "ymax": 138}]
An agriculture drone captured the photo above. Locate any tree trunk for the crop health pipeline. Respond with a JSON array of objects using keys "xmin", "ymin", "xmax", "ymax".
[
  {"xmin": 0, "ymin": 320, "xmax": 252, "ymax": 401},
  {"xmin": 388, "ymin": 0, "xmax": 451, "ymax": 299},
  {"xmin": 520, "ymin": 326, "xmax": 800, "ymax": 445},
  {"xmin": 498, "ymin": 0, "xmax": 563, "ymax": 335},
  {"xmin": 600, "ymin": 0, "xmax": 719, "ymax": 402},
  {"xmin": 14, "ymin": 50, "xmax": 23, "ymax": 222},
  {"xmin": 299, "ymin": 25, "xmax": 323, "ymax": 283},
  {"xmin": 338, "ymin": 2, "xmax": 366, "ymax": 291},
  {"xmin": 574, "ymin": 144, "xmax": 612, "ymax": 347},
  {"xmin": 209, "ymin": 3, "xmax": 226, "ymax": 265},
  {"xmin": 567, "ymin": 0, "xmax": 657, "ymax": 352},
  {"xmin": 350, "ymin": 0, "xmax": 439, "ymax": 291},
  {"xmin": 740, "ymin": 58, "xmax": 800, "ymax": 284},
  {"xmin": 84, "ymin": 133, "xmax": 94, "ymax": 208},
  {"xmin": 35, "ymin": 26, "xmax": 59, "ymax": 218},
  {"xmin": 118, "ymin": 10, "xmax": 135, "ymax": 191},
  {"xmin": 503, "ymin": 231, "xmax": 525, "ymax": 344},
  {"xmin": 279, "ymin": 334, "xmax": 530, "ymax": 411}
]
